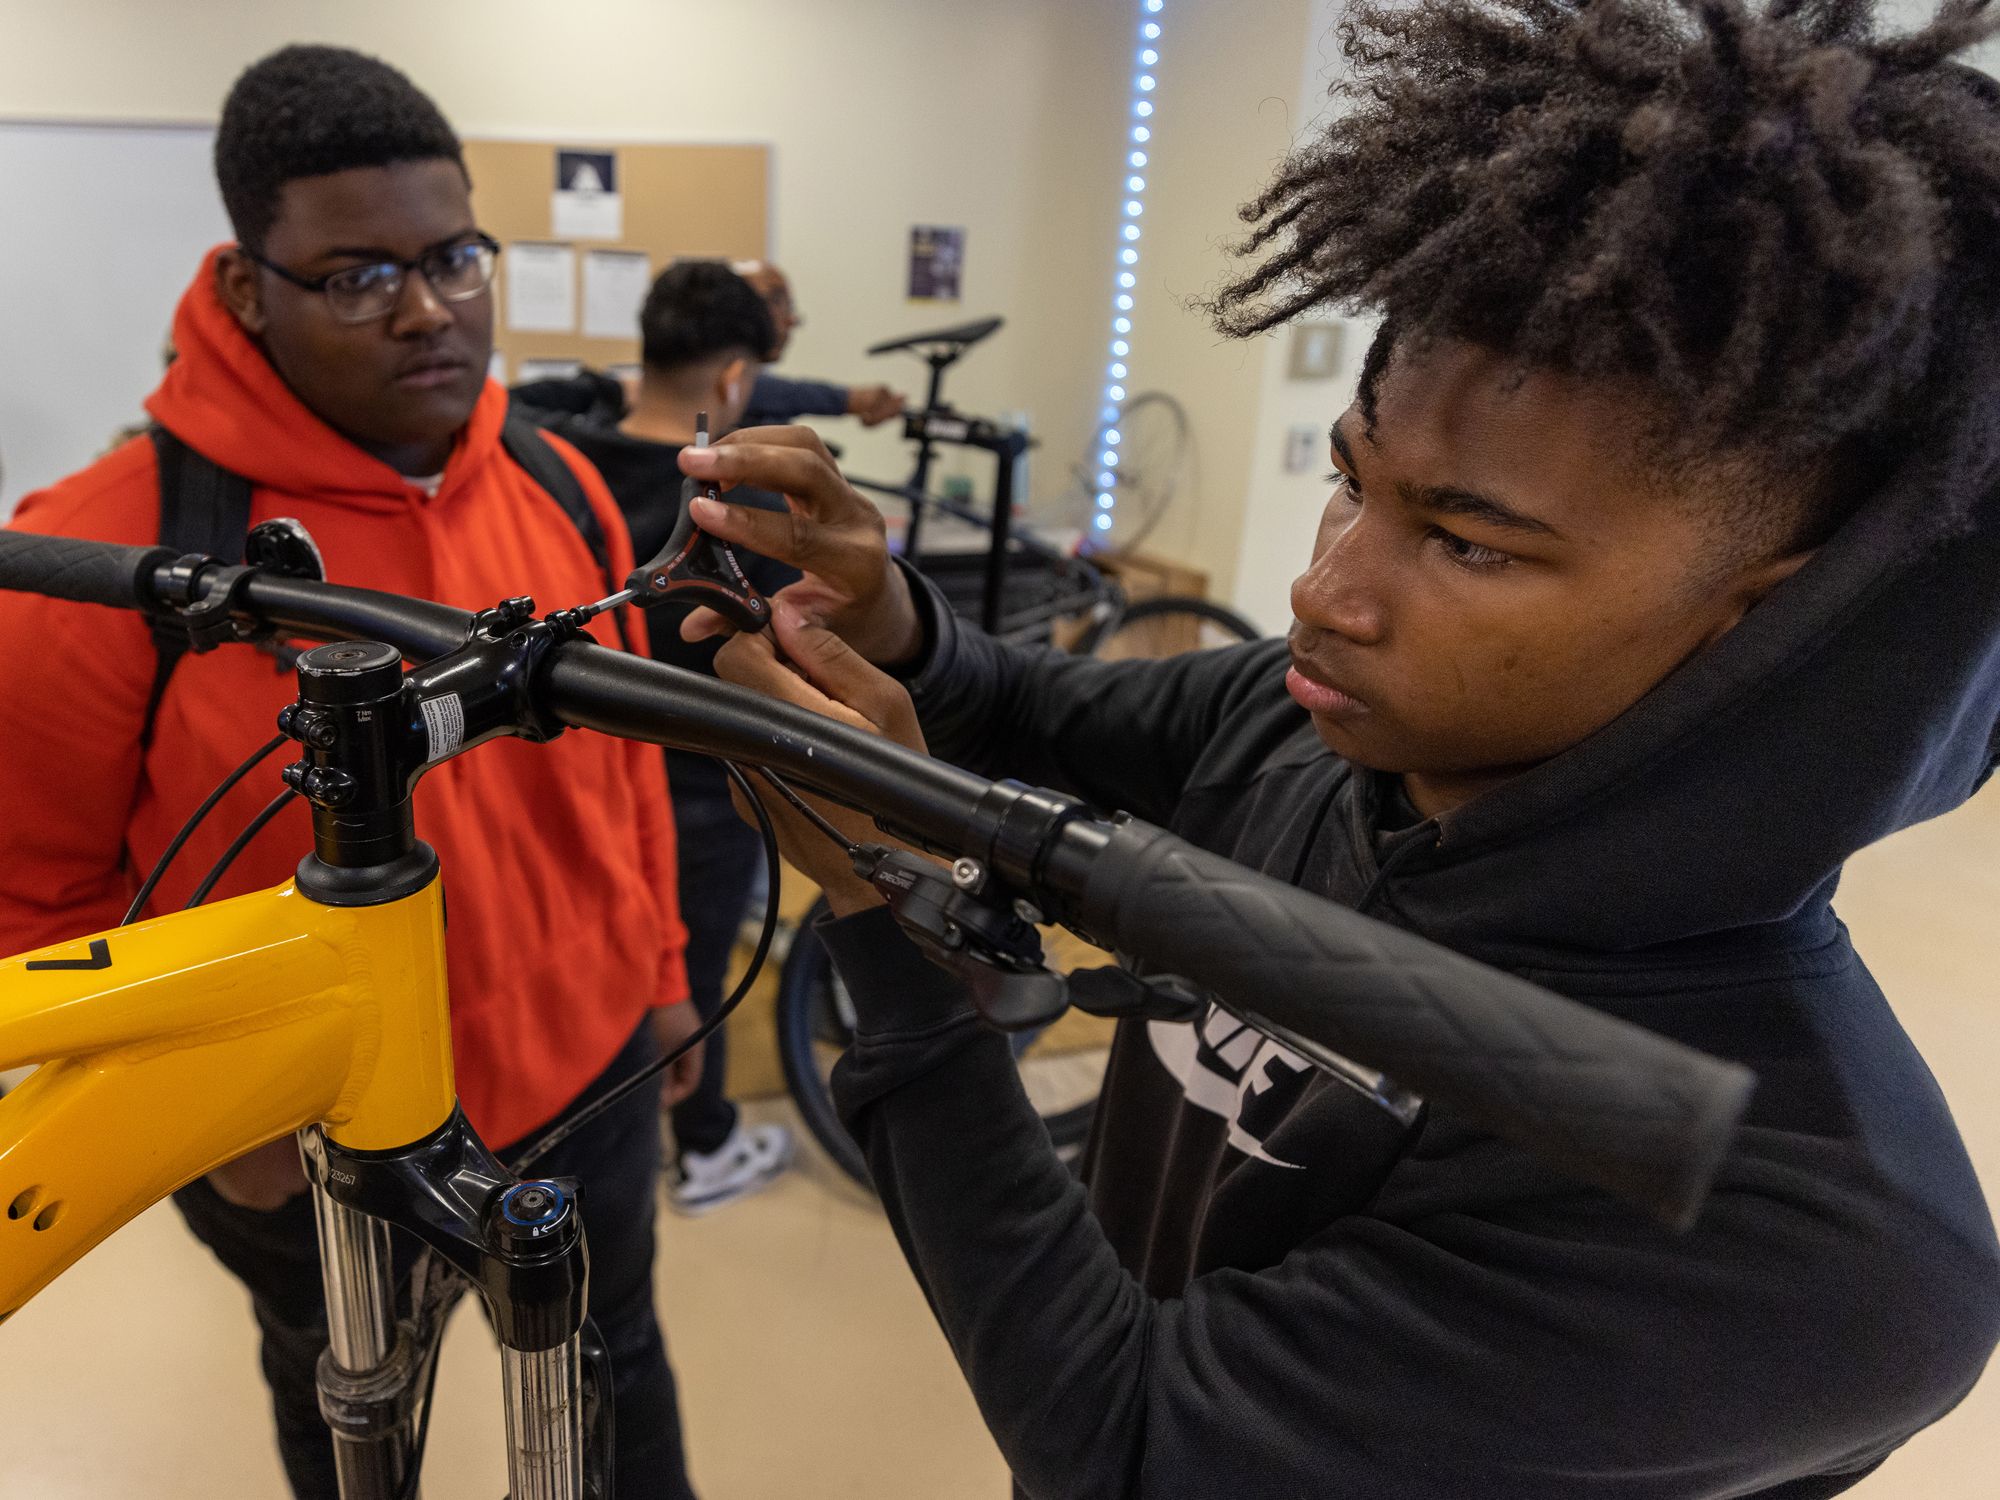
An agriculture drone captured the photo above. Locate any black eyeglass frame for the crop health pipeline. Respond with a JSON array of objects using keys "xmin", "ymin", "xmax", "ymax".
[{"xmin": 244, "ymin": 233, "xmax": 502, "ymax": 324}]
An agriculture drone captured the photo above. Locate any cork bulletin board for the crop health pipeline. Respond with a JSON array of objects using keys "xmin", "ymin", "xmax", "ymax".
[{"xmin": 462, "ymin": 139, "xmax": 770, "ymax": 381}]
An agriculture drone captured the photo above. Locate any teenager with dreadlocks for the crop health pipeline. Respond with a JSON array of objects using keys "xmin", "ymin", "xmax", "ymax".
[
  {"xmin": 0, "ymin": 46, "xmax": 704, "ymax": 1500},
  {"xmin": 676, "ymin": 1, "xmax": 2000, "ymax": 1495}
]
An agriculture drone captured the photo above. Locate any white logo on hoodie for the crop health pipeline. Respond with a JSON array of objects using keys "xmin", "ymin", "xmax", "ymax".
[{"xmin": 1146, "ymin": 1009, "xmax": 1315, "ymax": 1168}]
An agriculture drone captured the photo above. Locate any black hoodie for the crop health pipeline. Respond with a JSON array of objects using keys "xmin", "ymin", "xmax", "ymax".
[{"xmin": 818, "ymin": 453, "xmax": 2000, "ymax": 1498}]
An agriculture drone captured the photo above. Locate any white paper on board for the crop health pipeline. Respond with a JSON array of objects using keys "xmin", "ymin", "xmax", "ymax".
[
  {"xmin": 554, "ymin": 190, "xmax": 623, "ymax": 240},
  {"xmin": 517, "ymin": 358, "xmax": 583, "ymax": 383},
  {"xmin": 582, "ymin": 249, "xmax": 651, "ymax": 340},
  {"xmin": 506, "ymin": 242, "xmax": 577, "ymax": 334},
  {"xmin": 487, "ymin": 349, "xmax": 508, "ymax": 384}
]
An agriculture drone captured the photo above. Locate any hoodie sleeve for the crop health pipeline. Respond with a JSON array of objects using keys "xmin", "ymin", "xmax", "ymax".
[
  {"xmin": 542, "ymin": 431, "xmax": 691, "ymax": 1009},
  {"xmin": 823, "ymin": 907, "xmax": 2000, "ymax": 1500},
  {"xmin": 897, "ymin": 568, "xmax": 1282, "ymax": 827},
  {"xmin": 744, "ymin": 372, "xmax": 851, "ymax": 426},
  {"xmin": 0, "ymin": 452, "xmax": 163, "ymax": 958}
]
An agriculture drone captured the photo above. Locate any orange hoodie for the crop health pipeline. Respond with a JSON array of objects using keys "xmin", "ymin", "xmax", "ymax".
[{"xmin": 0, "ymin": 249, "xmax": 688, "ymax": 1149}]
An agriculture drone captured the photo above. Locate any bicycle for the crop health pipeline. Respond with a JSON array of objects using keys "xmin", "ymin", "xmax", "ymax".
[{"xmin": 0, "ymin": 528, "xmax": 1751, "ymax": 1498}]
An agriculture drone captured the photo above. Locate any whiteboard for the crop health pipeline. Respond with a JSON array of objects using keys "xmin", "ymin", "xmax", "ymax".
[{"xmin": 0, "ymin": 120, "xmax": 228, "ymax": 518}]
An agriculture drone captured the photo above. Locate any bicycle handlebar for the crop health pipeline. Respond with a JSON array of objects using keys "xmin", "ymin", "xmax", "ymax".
[{"xmin": 0, "ymin": 530, "xmax": 1754, "ymax": 1228}]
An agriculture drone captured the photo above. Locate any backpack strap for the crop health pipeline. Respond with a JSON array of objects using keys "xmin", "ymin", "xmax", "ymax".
[
  {"xmin": 500, "ymin": 403, "xmax": 633, "ymax": 650},
  {"xmin": 144, "ymin": 428, "xmax": 254, "ymax": 748}
]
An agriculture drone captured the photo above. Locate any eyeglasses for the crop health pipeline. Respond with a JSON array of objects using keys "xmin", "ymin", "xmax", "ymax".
[{"xmin": 247, "ymin": 234, "xmax": 501, "ymax": 325}]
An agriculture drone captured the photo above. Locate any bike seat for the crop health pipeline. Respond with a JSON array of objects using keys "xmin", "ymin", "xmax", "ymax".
[{"xmin": 867, "ymin": 316, "xmax": 1004, "ymax": 359}]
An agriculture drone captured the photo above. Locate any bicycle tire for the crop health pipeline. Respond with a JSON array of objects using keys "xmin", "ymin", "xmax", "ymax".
[
  {"xmin": 1073, "ymin": 593, "xmax": 1262, "ymax": 658},
  {"xmin": 775, "ymin": 904, "xmax": 871, "ymax": 1184},
  {"xmin": 776, "ymin": 897, "xmax": 1102, "ymax": 1188}
]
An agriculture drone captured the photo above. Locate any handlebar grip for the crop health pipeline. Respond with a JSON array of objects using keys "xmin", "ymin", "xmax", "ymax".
[
  {"xmin": 1073, "ymin": 821, "xmax": 1753, "ymax": 1229},
  {"xmin": 0, "ymin": 532, "xmax": 175, "ymax": 611}
]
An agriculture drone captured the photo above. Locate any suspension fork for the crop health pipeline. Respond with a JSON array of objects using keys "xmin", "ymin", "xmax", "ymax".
[{"xmin": 302, "ymin": 1111, "xmax": 594, "ymax": 1500}]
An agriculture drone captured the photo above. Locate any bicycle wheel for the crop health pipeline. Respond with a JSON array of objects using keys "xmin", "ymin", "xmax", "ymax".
[
  {"xmin": 776, "ymin": 896, "xmax": 1110, "ymax": 1187},
  {"xmin": 1098, "ymin": 392, "xmax": 1193, "ymax": 555},
  {"xmin": 1036, "ymin": 391, "xmax": 1192, "ymax": 552},
  {"xmin": 1073, "ymin": 593, "xmax": 1262, "ymax": 660}
]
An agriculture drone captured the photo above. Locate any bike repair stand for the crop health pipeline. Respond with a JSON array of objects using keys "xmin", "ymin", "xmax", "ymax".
[
  {"xmin": 275, "ymin": 627, "xmax": 609, "ymax": 1500},
  {"xmin": 868, "ymin": 317, "xmax": 1030, "ymax": 634}
]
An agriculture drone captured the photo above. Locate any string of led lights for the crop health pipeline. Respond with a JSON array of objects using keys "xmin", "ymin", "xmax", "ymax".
[{"xmin": 1088, "ymin": 0, "xmax": 1165, "ymax": 543}]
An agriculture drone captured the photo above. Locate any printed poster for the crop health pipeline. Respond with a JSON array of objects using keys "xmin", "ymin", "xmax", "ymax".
[
  {"xmin": 517, "ymin": 358, "xmax": 583, "ymax": 384},
  {"xmin": 908, "ymin": 225, "xmax": 966, "ymax": 302}
]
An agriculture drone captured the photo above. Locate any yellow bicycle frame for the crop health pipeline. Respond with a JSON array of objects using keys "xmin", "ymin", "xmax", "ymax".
[{"xmin": 0, "ymin": 878, "xmax": 454, "ymax": 1321}]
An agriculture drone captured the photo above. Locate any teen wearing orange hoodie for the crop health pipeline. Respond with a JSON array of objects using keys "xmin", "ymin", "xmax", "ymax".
[{"xmin": 0, "ymin": 48, "xmax": 703, "ymax": 1500}]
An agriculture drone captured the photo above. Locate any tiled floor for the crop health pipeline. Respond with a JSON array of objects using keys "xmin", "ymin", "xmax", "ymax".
[{"xmin": 3, "ymin": 784, "xmax": 1994, "ymax": 1497}]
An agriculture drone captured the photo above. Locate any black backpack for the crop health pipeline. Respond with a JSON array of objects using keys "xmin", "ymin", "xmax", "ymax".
[{"xmin": 142, "ymin": 405, "xmax": 625, "ymax": 746}]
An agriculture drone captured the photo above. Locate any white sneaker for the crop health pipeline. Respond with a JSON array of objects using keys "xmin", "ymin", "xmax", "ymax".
[{"xmin": 669, "ymin": 1120, "xmax": 794, "ymax": 1216}]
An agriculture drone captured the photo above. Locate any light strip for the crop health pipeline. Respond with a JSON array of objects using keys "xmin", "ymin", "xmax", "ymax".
[{"xmin": 1090, "ymin": 0, "xmax": 1166, "ymax": 540}]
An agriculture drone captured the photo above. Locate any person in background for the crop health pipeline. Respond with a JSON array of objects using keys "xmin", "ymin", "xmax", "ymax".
[
  {"xmin": 542, "ymin": 260, "xmax": 799, "ymax": 1214},
  {"xmin": 510, "ymin": 361, "xmax": 630, "ymax": 426},
  {"xmin": 0, "ymin": 46, "xmax": 703, "ymax": 1499},
  {"xmin": 732, "ymin": 259, "xmax": 906, "ymax": 428}
]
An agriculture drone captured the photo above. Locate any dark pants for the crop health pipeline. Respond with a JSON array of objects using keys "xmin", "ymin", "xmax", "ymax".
[
  {"xmin": 175, "ymin": 1021, "xmax": 696, "ymax": 1500},
  {"xmin": 667, "ymin": 788, "xmax": 766, "ymax": 1159}
]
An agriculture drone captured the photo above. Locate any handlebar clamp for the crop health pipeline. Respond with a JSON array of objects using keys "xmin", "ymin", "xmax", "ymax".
[
  {"xmin": 155, "ymin": 527, "xmax": 329, "ymax": 655},
  {"xmin": 969, "ymin": 781, "xmax": 1099, "ymax": 904},
  {"xmin": 157, "ymin": 556, "xmax": 265, "ymax": 653},
  {"xmin": 413, "ymin": 599, "xmax": 571, "ymax": 747}
]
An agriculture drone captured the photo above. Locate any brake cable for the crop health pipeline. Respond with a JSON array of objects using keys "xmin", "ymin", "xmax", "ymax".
[
  {"xmin": 184, "ymin": 789, "xmax": 299, "ymax": 909},
  {"xmin": 390, "ymin": 1248, "xmax": 461, "ymax": 1500},
  {"xmin": 755, "ymin": 765, "xmax": 862, "ymax": 855},
  {"xmin": 122, "ymin": 732, "xmax": 288, "ymax": 924}
]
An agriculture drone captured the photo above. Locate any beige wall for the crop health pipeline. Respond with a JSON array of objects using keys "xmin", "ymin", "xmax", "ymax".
[
  {"xmin": 1118, "ymin": 0, "xmax": 1315, "ymax": 592},
  {"xmin": 1226, "ymin": 0, "xmax": 1357, "ymax": 632}
]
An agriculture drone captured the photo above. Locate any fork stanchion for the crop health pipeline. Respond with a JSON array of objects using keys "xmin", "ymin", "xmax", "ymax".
[
  {"xmin": 502, "ymin": 1337, "xmax": 586, "ymax": 1500},
  {"xmin": 310, "ymin": 1166, "xmax": 422, "ymax": 1500}
]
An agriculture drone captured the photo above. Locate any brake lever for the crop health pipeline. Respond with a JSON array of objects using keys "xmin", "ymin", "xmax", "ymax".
[
  {"xmin": 853, "ymin": 846, "xmax": 1070, "ymax": 1032},
  {"xmin": 1066, "ymin": 966, "xmax": 1211, "ymax": 1024}
]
